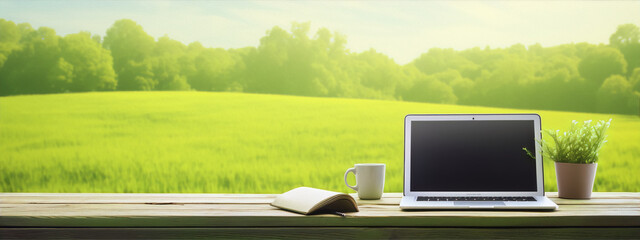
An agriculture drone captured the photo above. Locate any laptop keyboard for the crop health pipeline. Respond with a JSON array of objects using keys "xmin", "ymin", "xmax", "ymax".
[{"xmin": 417, "ymin": 196, "xmax": 537, "ymax": 202}]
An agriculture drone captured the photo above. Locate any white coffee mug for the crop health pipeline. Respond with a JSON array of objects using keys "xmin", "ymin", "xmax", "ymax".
[{"xmin": 344, "ymin": 163, "xmax": 385, "ymax": 200}]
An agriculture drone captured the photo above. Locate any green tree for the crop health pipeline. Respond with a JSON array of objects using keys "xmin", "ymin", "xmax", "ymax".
[
  {"xmin": 0, "ymin": 19, "xmax": 22, "ymax": 69},
  {"xmin": 460, "ymin": 46, "xmax": 505, "ymax": 72},
  {"xmin": 530, "ymin": 53, "xmax": 591, "ymax": 111},
  {"xmin": 117, "ymin": 59, "xmax": 155, "ymax": 90},
  {"xmin": 103, "ymin": 19, "xmax": 155, "ymax": 90},
  {"xmin": 413, "ymin": 48, "xmax": 479, "ymax": 79},
  {"xmin": 432, "ymin": 69, "xmax": 467, "ymax": 85},
  {"xmin": 0, "ymin": 26, "xmax": 71, "ymax": 95},
  {"xmin": 49, "ymin": 58, "xmax": 74, "ymax": 91},
  {"xmin": 222, "ymin": 47, "xmax": 253, "ymax": 92},
  {"xmin": 402, "ymin": 74, "xmax": 457, "ymax": 104},
  {"xmin": 472, "ymin": 56, "xmax": 536, "ymax": 108},
  {"xmin": 246, "ymin": 22, "xmax": 348, "ymax": 97},
  {"xmin": 184, "ymin": 42, "xmax": 240, "ymax": 91},
  {"xmin": 450, "ymin": 77, "xmax": 475, "ymax": 104},
  {"xmin": 597, "ymin": 75, "xmax": 634, "ymax": 114},
  {"xmin": 306, "ymin": 27, "xmax": 346, "ymax": 97},
  {"xmin": 353, "ymin": 49, "xmax": 403, "ymax": 98},
  {"xmin": 629, "ymin": 68, "xmax": 640, "ymax": 114},
  {"xmin": 2, "ymin": 18, "xmax": 639, "ymax": 116},
  {"xmin": 578, "ymin": 46, "xmax": 627, "ymax": 88},
  {"xmin": 630, "ymin": 68, "xmax": 640, "ymax": 94},
  {"xmin": 60, "ymin": 32, "xmax": 117, "ymax": 91},
  {"xmin": 609, "ymin": 24, "xmax": 640, "ymax": 75},
  {"xmin": 150, "ymin": 36, "xmax": 189, "ymax": 90},
  {"xmin": 246, "ymin": 26, "xmax": 295, "ymax": 94}
]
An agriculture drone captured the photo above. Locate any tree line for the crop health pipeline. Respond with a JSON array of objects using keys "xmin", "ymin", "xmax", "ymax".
[{"xmin": 1, "ymin": 19, "xmax": 639, "ymax": 114}]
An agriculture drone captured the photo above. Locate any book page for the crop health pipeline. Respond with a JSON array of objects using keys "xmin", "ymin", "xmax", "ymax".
[{"xmin": 271, "ymin": 187, "xmax": 346, "ymax": 214}]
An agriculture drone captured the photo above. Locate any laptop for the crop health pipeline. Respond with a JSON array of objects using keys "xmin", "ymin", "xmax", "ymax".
[{"xmin": 400, "ymin": 114, "xmax": 558, "ymax": 210}]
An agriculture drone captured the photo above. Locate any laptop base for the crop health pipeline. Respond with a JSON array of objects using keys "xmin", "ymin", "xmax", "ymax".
[{"xmin": 400, "ymin": 195, "xmax": 558, "ymax": 210}]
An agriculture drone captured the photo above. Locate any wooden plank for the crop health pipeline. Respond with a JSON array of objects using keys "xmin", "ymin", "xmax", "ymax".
[
  {"xmin": 1, "ymin": 192, "xmax": 639, "ymax": 228},
  {"xmin": 0, "ymin": 193, "xmax": 281, "ymax": 198},
  {"xmin": 0, "ymin": 197, "xmax": 273, "ymax": 204},
  {"xmin": 2, "ymin": 203, "xmax": 639, "ymax": 216},
  {"xmin": 551, "ymin": 198, "xmax": 640, "ymax": 205},
  {"xmin": 2, "ymin": 192, "xmax": 638, "ymax": 199},
  {"xmin": 2, "ymin": 227, "xmax": 640, "ymax": 239},
  {"xmin": 2, "ymin": 208, "xmax": 639, "ymax": 227},
  {"xmin": 2, "ymin": 215, "xmax": 640, "ymax": 228},
  {"xmin": 546, "ymin": 192, "xmax": 640, "ymax": 199},
  {"xmin": 0, "ymin": 193, "xmax": 278, "ymax": 204},
  {"xmin": 2, "ymin": 197, "xmax": 637, "ymax": 206},
  {"xmin": 2, "ymin": 192, "xmax": 638, "ymax": 205}
]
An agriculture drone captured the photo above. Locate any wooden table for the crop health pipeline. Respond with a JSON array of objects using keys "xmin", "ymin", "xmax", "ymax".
[{"xmin": 1, "ymin": 192, "xmax": 639, "ymax": 239}]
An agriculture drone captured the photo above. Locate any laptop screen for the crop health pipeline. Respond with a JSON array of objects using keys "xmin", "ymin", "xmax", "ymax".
[{"xmin": 410, "ymin": 120, "xmax": 537, "ymax": 192}]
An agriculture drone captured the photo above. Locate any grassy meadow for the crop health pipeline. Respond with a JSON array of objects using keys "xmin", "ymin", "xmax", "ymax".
[{"xmin": 1, "ymin": 91, "xmax": 638, "ymax": 193}]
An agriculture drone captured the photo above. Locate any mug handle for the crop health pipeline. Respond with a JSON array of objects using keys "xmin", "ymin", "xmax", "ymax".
[{"xmin": 344, "ymin": 167, "xmax": 358, "ymax": 191}]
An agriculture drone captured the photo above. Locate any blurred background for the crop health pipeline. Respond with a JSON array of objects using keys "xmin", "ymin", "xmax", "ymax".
[{"xmin": 0, "ymin": 0, "xmax": 638, "ymax": 193}]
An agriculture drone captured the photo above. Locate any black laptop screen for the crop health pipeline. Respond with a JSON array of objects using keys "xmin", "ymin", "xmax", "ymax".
[{"xmin": 410, "ymin": 120, "xmax": 538, "ymax": 192}]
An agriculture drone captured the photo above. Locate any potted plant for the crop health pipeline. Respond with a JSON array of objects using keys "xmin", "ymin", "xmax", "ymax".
[{"xmin": 531, "ymin": 119, "xmax": 612, "ymax": 199}]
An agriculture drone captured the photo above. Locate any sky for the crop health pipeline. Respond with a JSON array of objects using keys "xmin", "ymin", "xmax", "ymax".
[{"xmin": 1, "ymin": 0, "xmax": 639, "ymax": 64}]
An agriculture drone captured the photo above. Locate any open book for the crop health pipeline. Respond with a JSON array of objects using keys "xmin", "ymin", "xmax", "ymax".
[{"xmin": 271, "ymin": 187, "xmax": 359, "ymax": 215}]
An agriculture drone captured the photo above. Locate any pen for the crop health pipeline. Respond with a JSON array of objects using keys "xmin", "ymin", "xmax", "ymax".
[{"xmin": 332, "ymin": 211, "xmax": 346, "ymax": 217}]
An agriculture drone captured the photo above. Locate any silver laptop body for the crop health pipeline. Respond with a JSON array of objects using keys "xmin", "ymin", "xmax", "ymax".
[{"xmin": 400, "ymin": 114, "xmax": 557, "ymax": 210}]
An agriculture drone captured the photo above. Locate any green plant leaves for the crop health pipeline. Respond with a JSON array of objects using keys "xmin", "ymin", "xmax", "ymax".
[{"xmin": 541, "ymin": 119, "xmax": 612, "ymax": 164}]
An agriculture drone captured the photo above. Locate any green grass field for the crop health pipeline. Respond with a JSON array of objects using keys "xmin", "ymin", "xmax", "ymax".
[{"xmin": 1, "ymin": 92, "xmax": 638, "ymax": 193}]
